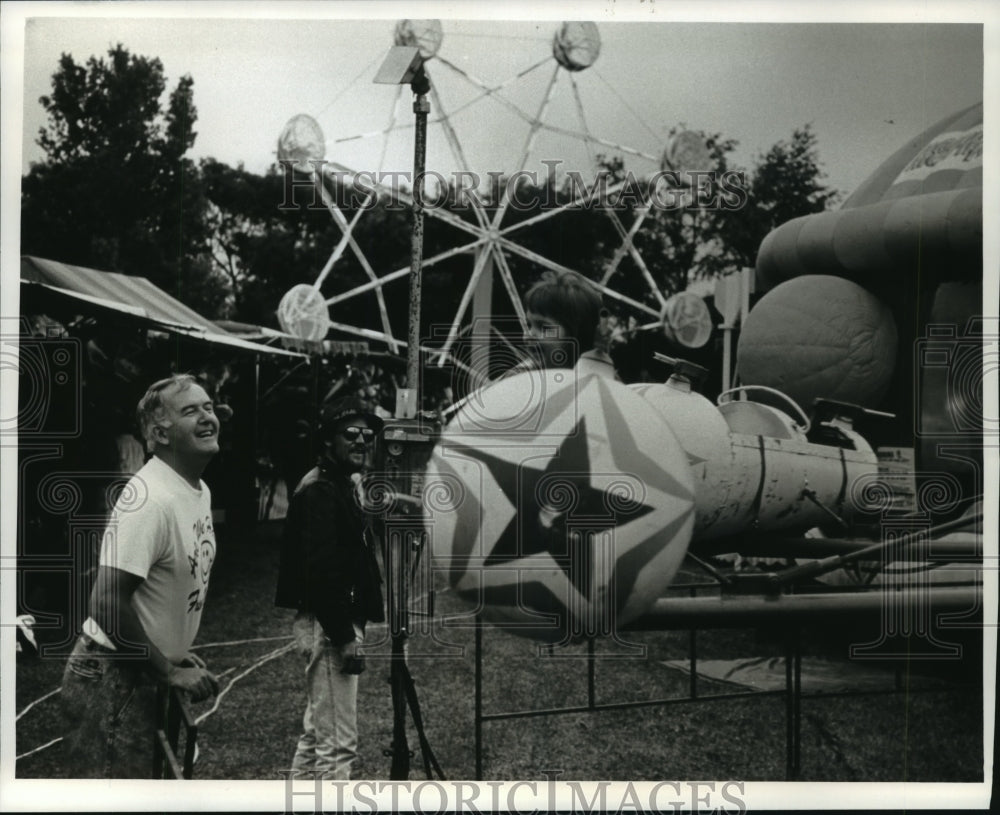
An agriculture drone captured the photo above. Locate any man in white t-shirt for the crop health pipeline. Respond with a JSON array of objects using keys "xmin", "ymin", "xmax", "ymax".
[{"xmin": 61, "ymin": 374, "xmax": 221, "ymax": 778}]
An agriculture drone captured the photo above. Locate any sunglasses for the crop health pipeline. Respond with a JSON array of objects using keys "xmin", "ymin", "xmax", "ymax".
[{"xmin": 339, "ymin": 426, "xmax": 376, "ymax": 443}]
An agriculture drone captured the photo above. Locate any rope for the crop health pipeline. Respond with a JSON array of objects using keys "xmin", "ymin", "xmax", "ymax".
[
  {"xmin": 194, "ymin": 642, "xmax": 296, "ymax": 725},
  {"xmin": 192, "ymin": 635, "xmax": 293, "ymax": 650},
  {"xmin": 13, "ymin": 637, "xmax": 288, "ymax": 722},
  {"xmin": 14, "ymin": 647, "xmax": 288, "ymax": 764},
  {"xmin": 16, "ymin": 736, "xmax": 63, "ymax": 762},
  {"xmin": 16, "ymin": 687, "xmax": 61, "ymax": 721}
]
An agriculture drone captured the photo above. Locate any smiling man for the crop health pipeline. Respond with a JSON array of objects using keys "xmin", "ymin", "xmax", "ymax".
[
  {"xmin": 60, "ymin": 374, "xmax": 222, "ymax": 778},
  {"xmin": 275, "ymin": 395, "xmax": 386, "ymax": 780}
]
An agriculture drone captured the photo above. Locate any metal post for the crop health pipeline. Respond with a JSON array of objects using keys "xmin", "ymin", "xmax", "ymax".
[
  {"xmin": 689, "ymin": 586, "xmax": 698, "ymax": 699},
  {"xmin": 785, "ymin": 626, "xmax": 802, "ymax": 779},
  {"xmin": 587, "ymin": 637, "xmax": 596, "ymax": 710},
  {"xmin": 166, "ymin": 692, "xmax": 181, "ymax": 767},
  {"xmin": 387, "ymin": 522, "xmax": 411, "ymax": 780},
  {"xmin": 475, "ymin": 615, "xmax": 484, "ymax": 780},
  {"xmin": 389, "ymin": 634, "xmax": 410, "ymax": 780},
  {"xmin": 793, "ymin": 633, "xmax": 802, "ymax": 778},
  {"xmin": 385, "ymin": 64, "xmax": 431, "ymax": 780},
  {"xmin": 785, "ymin": 634, "xmax": 794, "ymax": 780},
  {"xmin": 403, "ymin": 67, "xmax": 431, "ymax": 419},
  {"xmin": 470, "ymin": 246, "xmax": 494, "ymax": 385}
]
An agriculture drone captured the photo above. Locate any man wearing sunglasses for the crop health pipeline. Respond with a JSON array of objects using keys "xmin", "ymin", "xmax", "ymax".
[{"xmin": 276, "ymin": 395, "xmax": 386, "ymax": 780}]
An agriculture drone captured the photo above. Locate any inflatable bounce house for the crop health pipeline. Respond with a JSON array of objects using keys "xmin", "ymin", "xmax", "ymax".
[{"xmin": 739, "ymin": 102, "xmax": 984, "ymax": 516}]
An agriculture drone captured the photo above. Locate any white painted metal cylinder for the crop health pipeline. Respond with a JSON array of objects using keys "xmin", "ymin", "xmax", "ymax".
[{"xmin": 631, "ymin": 381, "xmax": 878, "ymax": 539}]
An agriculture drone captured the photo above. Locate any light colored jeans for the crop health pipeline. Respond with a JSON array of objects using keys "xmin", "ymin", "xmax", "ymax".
[
  {"xmin": 60, "ymin": 634, "xmax": 158, "ymax": 778},
  {"xmin": 290, "ymin": 612, "xmax": 359, "ymax": 780}
]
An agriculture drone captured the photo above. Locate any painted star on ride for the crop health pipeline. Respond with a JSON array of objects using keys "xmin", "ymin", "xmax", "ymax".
[{"xmin": 428, "ymin": 372, "xmax": 696, "ymax": 639}]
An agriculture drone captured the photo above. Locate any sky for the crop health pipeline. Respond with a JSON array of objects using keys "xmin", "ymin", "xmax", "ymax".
[{"xmin": 8, "ymin": 4, "xmax": 991, "ymax": 201}]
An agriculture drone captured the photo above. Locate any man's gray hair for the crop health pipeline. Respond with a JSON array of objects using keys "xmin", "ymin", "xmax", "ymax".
[{"xmin": 136, "ymin": 373, "xmax": 198, "ymax": 449}]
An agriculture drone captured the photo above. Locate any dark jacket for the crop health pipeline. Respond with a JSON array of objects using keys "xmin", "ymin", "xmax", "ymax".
[{"xmin": 275, "ymin": 457, "xmax": 385, "ymax": 645}]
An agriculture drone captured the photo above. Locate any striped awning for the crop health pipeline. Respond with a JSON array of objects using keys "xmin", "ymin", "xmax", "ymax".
[
  {"xmin": 756, "ymin": 102, "xmax": 982, "ymax": 293},
  {"xmin": 21, "ymin": 255, "xmax": 224, "ymax": 331},
  {"xmin": 19, "ymin": 256, "xmax": 306, "ymax": 358}
]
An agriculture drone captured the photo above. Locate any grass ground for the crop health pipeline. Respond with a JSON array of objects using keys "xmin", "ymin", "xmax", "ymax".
[{"xmin": 15, "ymin": 521, "xmax": 984, "ymax": 782}]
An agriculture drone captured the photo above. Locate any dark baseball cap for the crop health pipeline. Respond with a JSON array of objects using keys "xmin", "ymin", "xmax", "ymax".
[{"xmin": 319, "ymin": 396, "xmax": 385, "ymax": 438}]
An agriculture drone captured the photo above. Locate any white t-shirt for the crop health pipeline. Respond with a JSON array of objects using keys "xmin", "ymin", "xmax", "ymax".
[
  {"xmin": 576, "ymin": 348, "xmax": 621, "ymax": 381},
  {"xmin": 100, "ymin": 455, "xmax": 215, "ymax": 662}
]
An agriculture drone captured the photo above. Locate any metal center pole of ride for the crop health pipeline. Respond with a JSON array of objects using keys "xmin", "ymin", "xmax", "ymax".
[
  {"xmin": 388, "ymin": 64, "xmax": 431, "ymax": 782},
  {"xmin": 401, "ymin": 69, "xmax": 430, "ymax": 419}
]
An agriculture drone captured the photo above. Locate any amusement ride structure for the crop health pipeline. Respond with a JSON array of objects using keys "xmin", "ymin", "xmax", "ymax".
[
  {"xmin": 272, "ymin": 19, "xmax": 986, "ymax": 781},
  {"xmin": 274, "ymin": 20, "xmax": 716, "ymax": 377},
  {"xmin": 10, "ymin": 20, "xmax": 987, "ymax": 790}
]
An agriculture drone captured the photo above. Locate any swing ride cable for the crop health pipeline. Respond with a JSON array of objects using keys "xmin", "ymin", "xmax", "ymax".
[
  {"xmin": 377, "ymin": 85, "xmax": 405, "ymax": 180},
  {"xmin": 431, "ymin": 61, "xmax": 565, "ymax": 363},
  {"xmin": 432, "ymin": 56, "xmax": 552, "ymax": 127},
  {"xmin": 496, "ymin": 234, "xmax": 661, "ymax": 317},
  {"xmin": 313, "ymin": 181, "xmax": 396, "ymax": 344},
  {"xmin": 305, "ymin": 37, "xmax": 669, "ymax": 341},
  {"xmin": 316, "ymin": 51, "xmax": 385, "ymax": 120},
  {"xmin": 427, "ymin": 70, "xmax": 491, "ymax": 232},
  {"xmin": 592, "ymin": 66, "xmax": 664, "ymax": 143},
  {"xmin": 568, "ymin": 72, "xmax": 665, "ymax": 307},
  {"xmin": 324, "ymin": 234, "xmax": 488, "ymax": 307},
  {"xmin": 285, "ymin": 20, "xmax": 692, "ymax": 357}
]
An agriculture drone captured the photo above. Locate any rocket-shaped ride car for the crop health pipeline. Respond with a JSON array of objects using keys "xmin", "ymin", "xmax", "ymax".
[{"xmin": 425, "ymin": 363, "xmax": 882, "ymax": 642}]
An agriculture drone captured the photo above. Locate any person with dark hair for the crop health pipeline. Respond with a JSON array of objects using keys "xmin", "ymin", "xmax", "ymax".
[
  {"xmin": 275, "ymin": 396, "xmax": 386, "ymax": 780},
  {"xmin": 60, "ymin": 374, "xmax": 221, "ymax": 778},
  {"xmin": 517, "ymin": 270, "xmax": 619, "ymax": 379}
]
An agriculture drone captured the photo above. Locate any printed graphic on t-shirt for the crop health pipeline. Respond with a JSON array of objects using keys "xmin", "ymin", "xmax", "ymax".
[{"xmin": 187, "ymin": 514, "xmax": 215, "ymax": 613}]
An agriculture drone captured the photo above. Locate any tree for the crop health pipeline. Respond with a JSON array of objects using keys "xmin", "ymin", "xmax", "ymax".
[
  {"xmin": 590, "ymin": 124, "xmax": 838, "ymax": 302},
  {"xmin": 711, "ymin": 123, "xmax": 839, "ymax": 275},
  {"xmin": 21, "ymin": 45, "xmax": 228, "ymax": 316},
  {"xmin": 200, "ymin": 160, "xmax": 415, "ymax": 329},
  {"xmin": 625, "ymin": 128, "xmax": 742, "ymax": 298},
  {"xmin": 201, "ymin": 159, "xmax": 298, "ymax": 321}
]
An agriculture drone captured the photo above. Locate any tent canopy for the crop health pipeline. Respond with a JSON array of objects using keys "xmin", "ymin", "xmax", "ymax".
[{"xmin": 20, "ymin": 256, "xmax": 306, "ymax": 358}]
